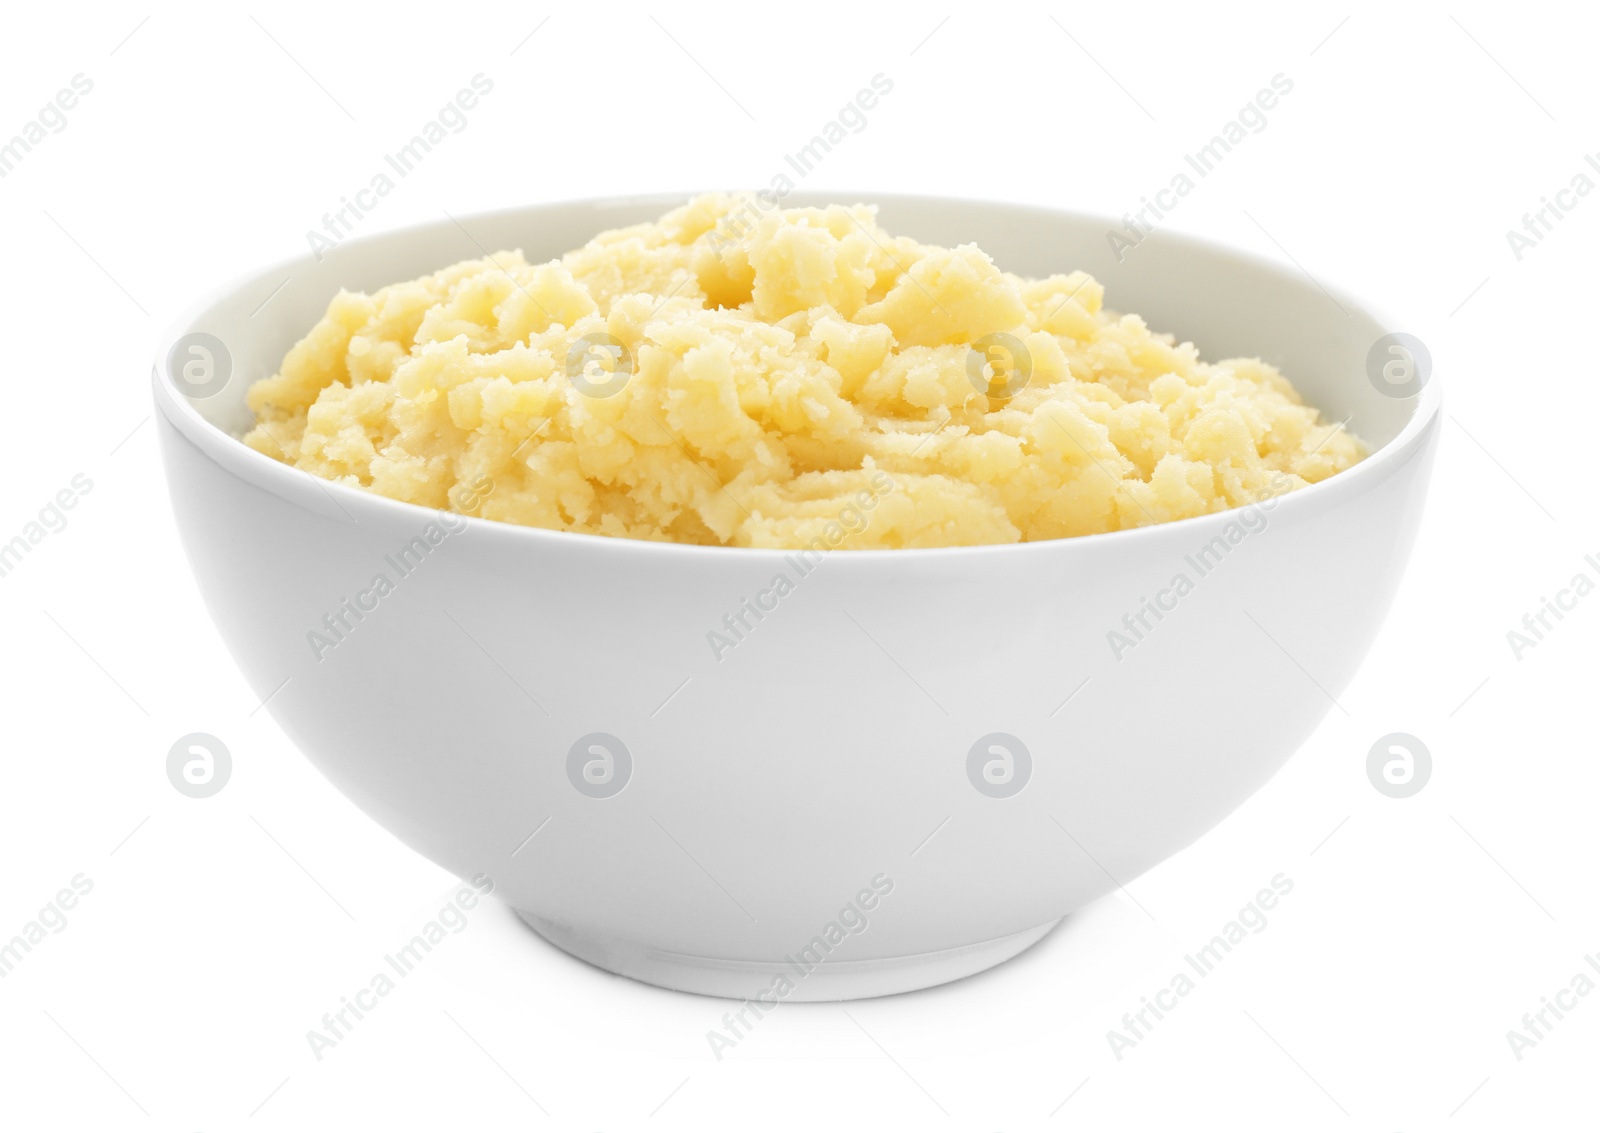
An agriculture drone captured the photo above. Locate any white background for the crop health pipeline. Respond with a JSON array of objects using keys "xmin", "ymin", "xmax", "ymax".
[{"xmin": 1, "ymin": 1, "xmax": 1595, "ymax": 1129}]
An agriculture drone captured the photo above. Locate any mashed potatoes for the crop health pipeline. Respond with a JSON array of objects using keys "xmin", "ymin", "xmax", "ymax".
[{"xmin": 244, "ymin": 194, "xmax": 1364, "ymax": 548}]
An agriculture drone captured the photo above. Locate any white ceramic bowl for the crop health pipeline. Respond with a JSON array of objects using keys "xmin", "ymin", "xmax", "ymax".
[{"xmin": 155, "ymin": 194, "xmax": 1440, "ymax": 1000}]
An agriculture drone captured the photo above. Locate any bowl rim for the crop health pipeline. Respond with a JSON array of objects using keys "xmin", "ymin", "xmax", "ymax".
[{"xmin": 152, "ymin": 190, "xmax": 1443, "ymax": 562}]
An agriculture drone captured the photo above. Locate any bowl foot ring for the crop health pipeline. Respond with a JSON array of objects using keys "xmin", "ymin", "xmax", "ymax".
[{"xmin": 513, "ymin": 909, "xmax": 1062, "ymax": 1001}]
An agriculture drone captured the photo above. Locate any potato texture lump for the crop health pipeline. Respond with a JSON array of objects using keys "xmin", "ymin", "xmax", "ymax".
[{"xmin": 243, "ymin": 194, "xmax": 1365, "ymax": 548}]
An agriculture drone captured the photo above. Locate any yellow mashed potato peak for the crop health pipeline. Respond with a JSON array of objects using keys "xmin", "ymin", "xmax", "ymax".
[{"xmin": 243, "ymin": 193, "xmax": 1365, "ymax": 549}]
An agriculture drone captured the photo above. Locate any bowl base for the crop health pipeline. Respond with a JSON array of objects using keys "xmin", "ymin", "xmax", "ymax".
[{"xmin": 513, "ymin": 910, "xmax": 1063, "ymax": 1001}]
